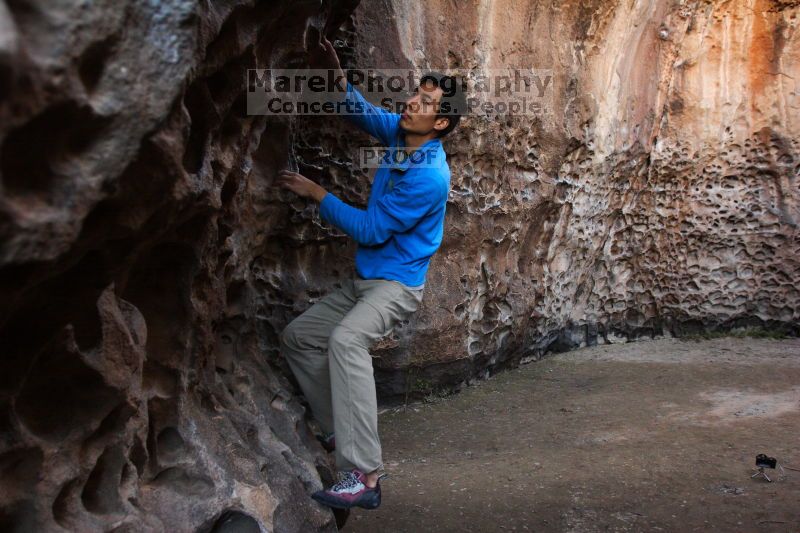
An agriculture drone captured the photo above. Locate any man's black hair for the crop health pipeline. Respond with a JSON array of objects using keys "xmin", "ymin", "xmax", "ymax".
[{"xmin": 418, "ymin": 71, "xmax": 467, "ymax": 138}]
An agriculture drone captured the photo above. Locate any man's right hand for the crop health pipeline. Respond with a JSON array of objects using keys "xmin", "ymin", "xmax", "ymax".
[{"xmin": 305, "ymin": 26, "xmax": 345, "ymax": 83}]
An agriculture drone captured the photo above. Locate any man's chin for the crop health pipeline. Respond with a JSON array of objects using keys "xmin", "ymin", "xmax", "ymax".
[{"xmin": 399, "ymin": 121, "xmax": 414, "ymax": 133}]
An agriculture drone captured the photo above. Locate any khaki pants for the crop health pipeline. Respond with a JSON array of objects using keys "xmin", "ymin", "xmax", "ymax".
[{"xmin": 279, "ymin": 273, "xmax": 424, "ymax": 473}]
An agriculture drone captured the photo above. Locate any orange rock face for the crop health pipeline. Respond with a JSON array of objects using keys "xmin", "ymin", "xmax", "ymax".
[{"xmin": 343, "ymin": 0, "xmax": 799, "ymax": 389}]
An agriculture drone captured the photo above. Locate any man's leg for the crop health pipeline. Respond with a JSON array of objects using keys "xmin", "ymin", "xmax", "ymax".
[
  {"xmin": 328, "ymin": 279, "xmax": 424, "ymax": 486},
  {"xmin": 280, "ymin": 279, "xmax": 358, "ymax": 435}
]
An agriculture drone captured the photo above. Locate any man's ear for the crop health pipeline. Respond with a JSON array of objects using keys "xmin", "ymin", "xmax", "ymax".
[{"xmin": 434, "ymin": 116, "xmax": 450, "ymax": 133}]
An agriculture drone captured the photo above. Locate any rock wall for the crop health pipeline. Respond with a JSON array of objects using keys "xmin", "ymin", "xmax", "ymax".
[
  {"xmin": 350, "ymin": 0, "xmax": 800, "ymax": 397},
  {"xmin": 0, "ymin": 0, "xmax": 798, "ymax": 531},
  {"xmin": 0, "ymin": 1, "xmax": 362, "ymax": 531}
]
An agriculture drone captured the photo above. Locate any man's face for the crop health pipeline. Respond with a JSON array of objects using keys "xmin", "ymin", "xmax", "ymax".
[{"xmin": 399, "ymin": 80, "xmax": 449, "ymax": 136}]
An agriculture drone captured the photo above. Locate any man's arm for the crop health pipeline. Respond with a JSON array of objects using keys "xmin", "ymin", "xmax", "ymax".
[
  {"xmin": 318, "ymin": 173, "xmax": 444, "ymax": 246},
  {"xmin": 306, "ymin": 31, "xmax": 399, "ymax": 145},
  {"xmin": 339, "ymin": 81, "xmax": 400, "ymax": 146}
]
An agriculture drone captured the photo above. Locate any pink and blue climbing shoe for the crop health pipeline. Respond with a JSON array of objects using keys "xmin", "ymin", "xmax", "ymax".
[{"xmin": 311, "ymin": 468, "xmax": 388, "ymax": 510}]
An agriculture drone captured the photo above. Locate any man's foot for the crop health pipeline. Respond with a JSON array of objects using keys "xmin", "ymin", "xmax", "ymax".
[
  {"xmin": 311, "ymin": 468, "xmax": 385, "ymax": 510},
  {"xmin": 316, "ymin": 432, "xmax": 335, "ymax": 452}
]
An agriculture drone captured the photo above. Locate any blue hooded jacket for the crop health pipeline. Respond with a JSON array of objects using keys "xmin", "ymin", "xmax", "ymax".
[{"xmin": 318, "ymin": 82, "xmax": 451, "ymax": 289}]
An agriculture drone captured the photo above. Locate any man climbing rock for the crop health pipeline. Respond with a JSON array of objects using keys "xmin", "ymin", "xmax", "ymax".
[{"xmin": 276, "ymin": 32, "xmax": 466, "ymax": 510}]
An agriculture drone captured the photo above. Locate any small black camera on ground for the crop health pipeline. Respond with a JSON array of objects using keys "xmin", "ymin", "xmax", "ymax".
[
  {"xmin": 755, "ymin": 454, "xmax": 777, "ymax": 469},
  {"xmin": 752, "ymin": 453, "xmax": 785, "ymax": 482}
]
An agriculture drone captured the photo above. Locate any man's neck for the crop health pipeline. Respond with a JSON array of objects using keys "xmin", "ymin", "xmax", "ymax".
[{"xmin": 402, "ymin": 130, "xmax": 439, "ymax": 151}]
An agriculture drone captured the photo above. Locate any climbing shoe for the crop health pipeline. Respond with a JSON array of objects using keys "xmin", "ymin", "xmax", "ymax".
[
  {"xmin": 311, "ymin": 468, "xmax": 388, "ymax": 510},
  {"xmin": 316, "ymin": 432, "xmax": 335, "ymax": 452}
]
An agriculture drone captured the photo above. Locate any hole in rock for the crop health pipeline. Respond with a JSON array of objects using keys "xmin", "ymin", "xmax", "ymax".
[
  {"xmin": 0, "ymin": 499, "xmax": 36, "ymax": 532},
  {"xmin": 0, "ymin": 61, "xmax": 13, "ymax": 102},
  {"xmin": 83, "ymin": 401, "xmax": 136, "ymax": 451},
  {"xmin": 0, "ymin": 447, "xmax": 43, "ymax": 494},
  {"xmin": 122, "ymin": 243, "xmax": 195, "ymax": 367},
  {"xmin": 155, "ymin": 427, "xmax": 185, "ymax": 463},
  {"xmin": 0, "ymin": 102, "xmax": 111, "ymax": 198},
  {"xmin": 143, "ymin": 359, "xmax": 179, "ymax": 398},
  {"xmin": 15, "ymin": 343, "xmax": 121, "ymax": 442},
  {"xmin": 182, "ymin": 82, "xmax": 213, "ymax": 174},
  {"xmin": 145, "ymin": 396, "xmax": 179, "ymax": 471},
  {"xmin": 81, "ymin": 445, "xmax": 126, "ymax": 514},
  {"xmin": 129, "ymin": 436, "xmax": 148, "ymax": 476},
  {"xmin": 206, "ymin": 68, "xmax": 231, "ymax": 104},
  {"xmin": 209, "ymin": 510, "xmax": 261, "ymax": 533},
  {"xmin": 220, "ymin": 174, "xmax": 238, "ymax": 205},
  {"xmin": 78, "ymin": 34, "xmax": 119, "ymax": 92},
  {"xmin": 52, "ymin": 478, "xmax": 81, "ymax": 528}
]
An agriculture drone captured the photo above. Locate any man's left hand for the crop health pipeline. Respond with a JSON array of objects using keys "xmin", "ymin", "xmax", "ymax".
[{"xmin": 275, "ymin": 170, "xmax": 328, "ymax": 203}]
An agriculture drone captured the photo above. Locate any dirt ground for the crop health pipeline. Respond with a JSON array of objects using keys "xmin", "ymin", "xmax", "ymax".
[{"xmin": 343, "ymin": 336, "xmax": 800, "ymax": 532}]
